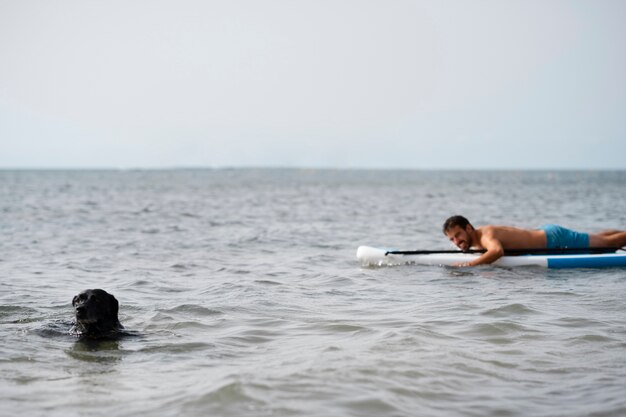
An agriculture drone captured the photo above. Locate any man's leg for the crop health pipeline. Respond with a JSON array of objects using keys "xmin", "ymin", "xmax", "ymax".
[
  {"xmin": 597, "ymin": 230, "xmax": 622, "ymax": 236},
  {"xmin": 589, "ymin": 231, "xmax": 626, "ymax": 248}
]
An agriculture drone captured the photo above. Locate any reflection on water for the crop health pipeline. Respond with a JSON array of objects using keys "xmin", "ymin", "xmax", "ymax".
[{"xmin": 67, "ymin": 338, "xmax": 123, "ymax": 363}]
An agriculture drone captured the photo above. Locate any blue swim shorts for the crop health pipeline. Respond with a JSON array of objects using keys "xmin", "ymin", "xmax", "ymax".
[{"xmin": 539, "ymin": 224, "xmax": 589, "ymax": 249}]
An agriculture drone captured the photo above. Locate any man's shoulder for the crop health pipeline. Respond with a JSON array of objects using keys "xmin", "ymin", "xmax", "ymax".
[
  {"xmin": 480, "ymin": 224, "xmax": 518, "ymax": 232},
  {"xmin": 478, "ymin": 225, "xmax": 499, "ymax": 234},
  {"xmin": 477, "ymin": 225, "xmax": 514, "ymax": 241}
]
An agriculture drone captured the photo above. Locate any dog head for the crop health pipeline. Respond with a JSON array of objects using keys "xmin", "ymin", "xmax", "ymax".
[{"xmin": 71, "ymin": 289, "xmax": 122, "ymax": 337}]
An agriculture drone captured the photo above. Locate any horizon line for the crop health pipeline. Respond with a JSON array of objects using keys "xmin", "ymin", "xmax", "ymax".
[{"xmin": 0, "ymin": 165, "xmax": 624, "ymax": 172}]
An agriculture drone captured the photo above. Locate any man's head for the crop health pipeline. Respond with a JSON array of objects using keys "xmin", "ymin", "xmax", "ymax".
[{"xmin": 443, "ymin": 215, "xmax": 474, "ymax": 251}]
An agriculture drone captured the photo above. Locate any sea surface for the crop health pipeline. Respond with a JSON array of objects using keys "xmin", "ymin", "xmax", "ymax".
[{"xmin": 1, "ymin": 169, "xmax": 625, "ymax": 417}]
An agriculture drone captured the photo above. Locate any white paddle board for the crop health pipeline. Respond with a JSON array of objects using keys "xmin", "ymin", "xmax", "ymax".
[{"xmin": 357, "ymin": 246, "xmax": 626, "ymax": 269}]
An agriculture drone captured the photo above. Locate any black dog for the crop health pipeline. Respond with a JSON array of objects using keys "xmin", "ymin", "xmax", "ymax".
[{"xmin": 70, "ymin": 289, "xmax": 124, "ymax": 338}]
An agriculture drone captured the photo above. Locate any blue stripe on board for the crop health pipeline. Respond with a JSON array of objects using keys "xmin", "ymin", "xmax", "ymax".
[{"xmin": 547, "ymin": 254, "xmax": 626, "ymax": 269}]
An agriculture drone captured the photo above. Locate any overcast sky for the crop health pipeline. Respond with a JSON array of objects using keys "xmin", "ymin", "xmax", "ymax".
[{"xmin": 1, "ymin": 0, "xmax": 625, "ymax": 169}]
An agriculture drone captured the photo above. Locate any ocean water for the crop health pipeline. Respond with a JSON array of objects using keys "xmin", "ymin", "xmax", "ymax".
[{"xmin": 1, "ymin": 169, "xmax": 625, "ymax": 417}]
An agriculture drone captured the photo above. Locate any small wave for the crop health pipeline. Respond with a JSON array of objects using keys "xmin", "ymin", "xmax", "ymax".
[
  {"xmin": 307, "ymin": 322, "xmax": 370, "ymax": 334},
  {"xmin": 253, "ymin": 279, "xmax": 282, "ymax": 286},
  {"xmin": 139, "ymin": 341, "xmax": 215, "ymax": 354},
  {"xmin": 224, "ymin": 329, "xmax": 281, "ymax": 345},
  {"xmin": 460, "ymin": 321, "xmax": 531, "ymax": 339},
  {"xmin": 480, "ymin": 303, "xmax": 540, "ymax": 318},
  {"xmin": 169, "ymin": 263, "xmax": 190, "ymax": 270},
  {"xmin": 168, "ymin": 321, "xmax": 217, "ymax": 331},
  {"xmin": 33, "ymin": 320, "xmax": 74, "ymax": 337},
  {"xmin": 181, "ymin": 381, "xmax": 269, "ymax": 415},
  {"xmin": 535, "ymin": 291, "xmax": 583, "ymax": 297},
  {"xmin": 567, "ymin": 334, "xmax": 616, "ymax": 343},
  {"xmin": 340, "ymin": 397, "xmax": 400, "ymax": 415},
  {"xmin": 180, "ymin": 212, "xmax": 201, "ymax": 218},
  {"xmin": 552, "ymin": 316, "xmax": 608, "ymax": 328},
  {"xmin": 0, "ymin": 305, "xmax": 39, "ymax": 319},
  {"xmin": 161, "ymin": 305, "xmax": 223, "ymax": 316}
]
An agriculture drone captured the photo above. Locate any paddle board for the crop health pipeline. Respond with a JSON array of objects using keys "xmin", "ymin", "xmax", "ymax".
[{"xmin": 356, "ymin": 246, "xmax": 626, "ymax": 269}]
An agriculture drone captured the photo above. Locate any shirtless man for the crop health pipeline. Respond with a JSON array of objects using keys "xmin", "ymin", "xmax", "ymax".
[{"xmin": 442, "ymin": 215, "xmax": 626, "ymax": 267}]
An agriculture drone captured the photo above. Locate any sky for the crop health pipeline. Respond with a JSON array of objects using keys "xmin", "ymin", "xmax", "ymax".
[{"xmin": 1, "ymin": 0, "xmax": 625, "ymax": 169}]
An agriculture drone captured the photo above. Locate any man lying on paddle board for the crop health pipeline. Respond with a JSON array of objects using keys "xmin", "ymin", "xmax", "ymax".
[{"xmin": 443, "ymin": 215, "xmax": 626, "ymax": 267}]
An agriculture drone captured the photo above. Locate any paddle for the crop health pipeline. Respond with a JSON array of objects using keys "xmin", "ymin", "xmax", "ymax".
[{"xmin": 385, "ymin": 247, "xmax": 624, "ymax": 256}]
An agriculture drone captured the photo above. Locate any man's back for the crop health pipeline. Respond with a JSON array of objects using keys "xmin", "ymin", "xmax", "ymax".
[{"xmin": 476, "ymin": 225, "xmax": 547, "ymax": 250}]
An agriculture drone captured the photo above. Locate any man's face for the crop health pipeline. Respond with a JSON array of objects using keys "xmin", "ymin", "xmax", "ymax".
[{"xmin": 445, "ymin": 225, "xmax": 472, "ymax": 251}]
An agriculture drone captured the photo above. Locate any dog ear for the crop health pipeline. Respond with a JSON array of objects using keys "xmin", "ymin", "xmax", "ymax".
[{"xmin": 110, "ymin": 295, "xmax": 119, "ymax": 317}]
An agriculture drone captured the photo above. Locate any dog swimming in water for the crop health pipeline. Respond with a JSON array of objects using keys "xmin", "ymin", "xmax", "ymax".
[{"xmin": 70, "ymin": 289, "xmax": 124, "ymax": 339}]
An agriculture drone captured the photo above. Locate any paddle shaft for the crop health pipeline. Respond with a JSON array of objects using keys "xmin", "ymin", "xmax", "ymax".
[{"xmin": 386, "ymin": 247, "xmax": 624, "ymax": 256}]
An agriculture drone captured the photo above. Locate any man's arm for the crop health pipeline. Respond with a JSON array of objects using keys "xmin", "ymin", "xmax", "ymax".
[{"xmin": 459, "ymin": 230, "xmax": 504, "ymax": 267}]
